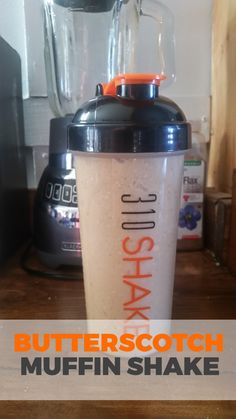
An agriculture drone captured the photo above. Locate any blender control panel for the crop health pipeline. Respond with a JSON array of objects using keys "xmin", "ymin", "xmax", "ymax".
[
  {"xmin": 42, "ymin": 177, "xmax": 80, "ymax": 231},
  {"xmin": 44, "ymin": 179, "xmax": 77, "ymax": 207}
]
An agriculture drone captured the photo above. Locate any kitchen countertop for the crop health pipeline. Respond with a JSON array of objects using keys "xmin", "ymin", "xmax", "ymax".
[{"xmin": 0, "ymin": 249, "xmax": 236, "ymax": 418}]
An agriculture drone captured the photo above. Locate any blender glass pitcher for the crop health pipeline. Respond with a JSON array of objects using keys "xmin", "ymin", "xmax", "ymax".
[{"xmin": 43, "ymin": 0, "xmax": 175, "ymax": 116}]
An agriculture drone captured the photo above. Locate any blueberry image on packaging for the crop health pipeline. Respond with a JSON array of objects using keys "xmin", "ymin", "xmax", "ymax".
[{"xmin": 179, "ymin": 205, "xmax": 201, "ymax": 231}]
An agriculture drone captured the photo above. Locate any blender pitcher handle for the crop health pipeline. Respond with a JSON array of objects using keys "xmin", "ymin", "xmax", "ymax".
[{"xmin": 138, "ymin": 0, "xmax": 176, "ymax": 86}]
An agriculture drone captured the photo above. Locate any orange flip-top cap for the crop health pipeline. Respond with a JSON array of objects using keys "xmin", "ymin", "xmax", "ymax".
[{"xmin": 102, "ymin": 73, "xmax": 166, "ymax": 96}]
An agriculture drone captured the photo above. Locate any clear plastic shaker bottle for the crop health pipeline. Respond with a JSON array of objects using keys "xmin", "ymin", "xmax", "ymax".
[{"xmin": 68, "ymin": 74, "xmax": 191, "ymax": 320}]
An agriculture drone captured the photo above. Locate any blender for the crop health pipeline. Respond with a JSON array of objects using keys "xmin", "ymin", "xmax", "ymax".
[{"xmin": 34, "ymin": 0, "xmax": 175, "ymax": 268}]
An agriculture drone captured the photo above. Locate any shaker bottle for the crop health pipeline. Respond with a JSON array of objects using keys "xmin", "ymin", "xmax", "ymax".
[{"xmin": 68, "ymin": 74, "xmax": 191, "ymax": 319}]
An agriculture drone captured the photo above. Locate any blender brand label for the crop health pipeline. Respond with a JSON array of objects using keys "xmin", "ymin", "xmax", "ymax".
[{"xmin": 121, "ymin": 193, "xmax": 157, "ymax": 320}]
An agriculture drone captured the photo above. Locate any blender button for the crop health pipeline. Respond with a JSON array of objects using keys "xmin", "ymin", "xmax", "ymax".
[
  {"xmin": 72, "ymin": 195, "xmax": 77, "ymax": 204},
  {"xmin": 45, "ymin": 182, "xmax": 53, "ymax": 199},
  {"xmin": 53, "ymin": 183, "xmax": 62, "ymax": 201},
  {"xmin": 62, "ymin": 185, "xmax": 72, "ymax": 203}
]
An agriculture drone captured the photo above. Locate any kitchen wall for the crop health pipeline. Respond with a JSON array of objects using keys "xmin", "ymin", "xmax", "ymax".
[{"xmin": 0, "ymin": 0, "xmax": 213, "ymax": 188}]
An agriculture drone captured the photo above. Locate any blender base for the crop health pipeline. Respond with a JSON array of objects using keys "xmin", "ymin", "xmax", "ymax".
[{"xmin": 37, "ymin": 250, "xmax": 82, "ymax": 270}]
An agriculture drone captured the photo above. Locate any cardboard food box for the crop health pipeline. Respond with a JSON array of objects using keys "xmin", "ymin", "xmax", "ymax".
[{"xmin": 177, "ymin": 160, "xmax": 205, "ymax": 251}]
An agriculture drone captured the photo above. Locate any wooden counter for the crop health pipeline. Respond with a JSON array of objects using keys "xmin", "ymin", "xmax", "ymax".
[{"xmin": 0, "ymin": 250, "xmax": 236, "ymax": 418}]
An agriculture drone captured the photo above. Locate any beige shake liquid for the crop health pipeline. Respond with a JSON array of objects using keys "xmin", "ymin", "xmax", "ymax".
[{"xmin": 74, "ymin": 153, "xmax": 184, "ymax": 320}]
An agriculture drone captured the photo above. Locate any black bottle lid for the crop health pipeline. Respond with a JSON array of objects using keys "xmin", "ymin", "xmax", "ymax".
[{"xmin": 68, "ymin": 74, "xmax": 191, "ymax": 153}]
